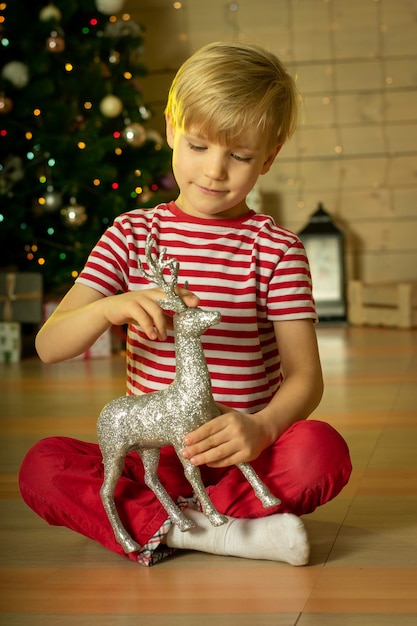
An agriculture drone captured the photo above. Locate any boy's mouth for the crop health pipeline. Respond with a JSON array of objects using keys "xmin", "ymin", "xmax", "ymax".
[{"xmin": 196, "ymin": 184, "xmax": 226, "ymax": 196}]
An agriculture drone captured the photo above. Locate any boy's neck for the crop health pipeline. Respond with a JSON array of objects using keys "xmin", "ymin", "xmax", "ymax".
[{"xmin": 174, "ymin": 195, "xmax": 250, "ymax": 221}]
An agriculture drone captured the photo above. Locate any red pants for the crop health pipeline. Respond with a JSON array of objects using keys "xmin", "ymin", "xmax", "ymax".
[{"xmin": 19, "ymin": 419, "xmax": 351, "ymax": 563}]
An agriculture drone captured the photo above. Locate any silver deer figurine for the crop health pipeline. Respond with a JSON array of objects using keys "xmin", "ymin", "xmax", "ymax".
[{"xmin": 97, "ymin": 234, "xmax": 280, "ymax": 554}]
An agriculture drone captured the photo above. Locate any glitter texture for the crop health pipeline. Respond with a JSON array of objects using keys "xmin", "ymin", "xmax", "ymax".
[{"xmin": 97, "ymin": 235, "xmax": 280, "ymax": 554}]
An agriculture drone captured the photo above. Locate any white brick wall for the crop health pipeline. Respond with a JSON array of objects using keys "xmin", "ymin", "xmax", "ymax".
[{"xmin": 128, "ymin": 0, "xmax": 417, "ymax": 284}]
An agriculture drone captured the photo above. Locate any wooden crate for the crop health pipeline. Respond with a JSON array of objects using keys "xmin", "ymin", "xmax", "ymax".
[{"xmin": 348, "ymin": 280, "xmax": 417, "ymax": 329}]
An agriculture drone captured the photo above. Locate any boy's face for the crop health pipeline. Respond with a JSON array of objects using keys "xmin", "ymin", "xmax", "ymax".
[{"xmin": 166, "ymin": 117, "xmax": 280, "ymax": 220}]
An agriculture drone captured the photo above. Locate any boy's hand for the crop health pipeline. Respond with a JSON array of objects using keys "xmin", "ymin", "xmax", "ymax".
[
  {"xmin": 101, "ymin": 287, "xmax": 199, "ymax": 340},
  {"xmin": 181, "ymin": 409, "xmax": 269, "ymax": 468}
]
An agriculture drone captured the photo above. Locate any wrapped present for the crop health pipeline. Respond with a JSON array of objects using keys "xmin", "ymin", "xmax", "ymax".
[
  {"xmin": 0, "ymin": 322, "xmax": 21, "ymax": 363},
  {"xmin": 44, "ymin": 300, "xmax": 112, "ymax": 360},
  {"xmin": 0, "ymin": 272, "xmax": 43, "ymax": 323}
]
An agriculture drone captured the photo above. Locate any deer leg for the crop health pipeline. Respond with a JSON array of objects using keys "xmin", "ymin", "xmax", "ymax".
[
  {"xmin": 237, "ymin": 462, "xmax": 281, "ymax": 508},
  {"xmin": 178, "ymin": 456, "xmax": 228, "ymax": 527},
  {"xmin": 139, "ymin": 448, "xmax": 196, "ymax": 532},
  {"xmin": 100, "ymin": 453, "xmax": 142, "ymax": 554}
]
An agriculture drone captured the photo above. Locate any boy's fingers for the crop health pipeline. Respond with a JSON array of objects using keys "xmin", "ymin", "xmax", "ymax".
[{"xmin": 176, "ymin": 287, "xmax": 200, "ymax": 305}]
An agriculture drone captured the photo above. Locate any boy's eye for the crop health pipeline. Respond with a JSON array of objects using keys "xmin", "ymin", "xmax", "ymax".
[
  {"xmin": 188, "ymin": 142, "xmax": 252, "ymax": 162},
  {"xmin": 189, "ymin": 143, "xmax": 206, "ymax": 152},
  {"xmin": 231, "ymin": 153, "xmax": 252, "ymax": 163}
]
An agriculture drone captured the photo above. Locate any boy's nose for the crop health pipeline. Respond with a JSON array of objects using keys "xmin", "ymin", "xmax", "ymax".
[{"xmin": 204, "ymin": 155, "xmax": 227, "ymax": 180}]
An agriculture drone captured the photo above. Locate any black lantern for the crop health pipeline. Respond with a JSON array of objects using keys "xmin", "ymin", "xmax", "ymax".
[{"xmin": 298, "ymin": 203, "xmax": 347, "ymax": 322}]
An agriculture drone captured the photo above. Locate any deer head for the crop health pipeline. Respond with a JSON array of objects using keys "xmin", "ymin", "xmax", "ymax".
[
  {"xmin": 138, "ymin": 234, "xmax": 187, "ymax": 313},
  {"xmin": 138, "ymin": 234, "xmax": 221, "ymax": 333}
]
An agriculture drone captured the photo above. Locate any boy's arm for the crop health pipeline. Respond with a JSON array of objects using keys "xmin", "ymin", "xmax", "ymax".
[
  {"xmin": 254, "ymin": 318, "xmax": 323, "ymax": 443},
  {"xmin": 36, "ymin": 283, "xmax": 111, "ymax": 363},
  {"xmin": 182, "ymin": 318, "xmax": 323, "ymax": 467},
  {"xmin": 36, "ymin": 282, "xmax": 199, "ymax": 363}
]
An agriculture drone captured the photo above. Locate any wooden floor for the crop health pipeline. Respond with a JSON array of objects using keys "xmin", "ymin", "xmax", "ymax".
[{"xmin": 1, "ymin": 325, "xmax": 416, "ymax": 625}]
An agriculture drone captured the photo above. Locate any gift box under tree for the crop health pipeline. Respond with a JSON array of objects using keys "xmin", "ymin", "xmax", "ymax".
[
  {"xmin": 0, "ymin": 273, "xmax": 43, "ymax": 362},
  {"xmin": 0, "ymin": 272, "xmax": 43, "ymax": 323},
  {"xmin": 0, "ymin": 322, "xmax": 20, "ymax": 363}
]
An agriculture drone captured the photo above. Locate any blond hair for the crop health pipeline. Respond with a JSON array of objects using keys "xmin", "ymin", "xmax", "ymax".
[{"xmin": 165, "ymin": 41, "xmax": 299, "ymax": 150}]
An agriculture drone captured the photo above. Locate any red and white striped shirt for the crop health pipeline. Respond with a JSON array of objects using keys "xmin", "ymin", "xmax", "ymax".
[{"xmin": 77, "ymin": 201, "xmax": 316, "ymax": 412}]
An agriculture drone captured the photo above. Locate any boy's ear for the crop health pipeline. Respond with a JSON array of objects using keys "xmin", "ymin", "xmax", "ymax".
[
  {"xmin": 261, "ymin": 144, "xmax": 282, "ymax": 175},
  {"xmin": 165, "ymin": 114, "xmax": 175, "ymax": 149}
]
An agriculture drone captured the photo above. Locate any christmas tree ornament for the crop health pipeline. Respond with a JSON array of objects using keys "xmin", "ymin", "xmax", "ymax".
[
  {"xmin": 95, "ymin": 0, "xmax": 126, "ymax": 15},
  {"xmin": 46, "ymin": 29, "xmax": 65, "ymax": 53},
  {"xmin": 0, "ymin": 156, "xmax": 24, "ymax": 194},
  {"xmin": 0, "ymin": 95, "xmax": 13, "ymax": 114},
  {"xmin": 97, "ymin": 236, "xmax": 280, "ymax": 554},
  {"xmin": 108, "ymin": 50, "xmax": 120, "ymax": 65},
  {"xmin": 62, "ymin": 197, "xmax": 87, "ymax": 227},
  {"xmin": 39, "ymin": 3, "xmax": 62, "ymax": 22},
  {"xmin": 1, "ymin": 61, "xmax": 30, "ymax": 89},
  {"xmin": 42, "ymin": 185, "xmax": 62, "ymax": 212},
  {"xmin": 100, "ymin": 94, "xmax": 123, "ymax": 118},
  {"xmin": 122, "ymin": 122, "xmax": 146, "ymax": 147},
  {"xmin": 104, "ymin": 16, "xmax": 142, "ymax": 39}
]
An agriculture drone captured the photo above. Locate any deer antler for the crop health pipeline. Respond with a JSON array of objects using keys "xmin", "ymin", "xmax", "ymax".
[{"xmin": 138, "ymin": 234, "xmax": 187, "ymax": 312}]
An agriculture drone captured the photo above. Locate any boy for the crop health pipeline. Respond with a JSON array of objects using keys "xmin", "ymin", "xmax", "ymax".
[{"xmin": 19, "ymin": 42, "xmax": 352, "ymax": 567}]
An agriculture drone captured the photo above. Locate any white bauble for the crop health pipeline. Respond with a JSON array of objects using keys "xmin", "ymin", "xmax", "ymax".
[
  {"xmin": 123, "ymin": 122, "xmax": 146, "ymax": 147},
  {"xmin": 42, "ymin": 186, "xmax": 62, "ymax": 212},
  {"xmin": 95, "ymin": 0, "xmax": 126, "ymax": 15},
  {"xmin": 99, "ymin": 94, "xmax": 123, "ymax": 118},
  {"xmin": 62, "ymin": 198, "xmax": 87, "ymax": 227},
  {"xmin": 39, "ymin": 3, "xmax": 62, "ymax": 22},
  {"xmin": 1, "ymin": 61, "xmax": 30, "ymax": 89}
]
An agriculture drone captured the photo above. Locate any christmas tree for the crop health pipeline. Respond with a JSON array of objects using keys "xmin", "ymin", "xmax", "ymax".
[{"xmin": 0, "ymin": 0, "xmax": 175, "ymax": 295}]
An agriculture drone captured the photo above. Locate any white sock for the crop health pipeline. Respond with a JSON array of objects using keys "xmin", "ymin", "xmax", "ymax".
[{"xmin": 165, "ymin": 507, "xmax": 310, "ymax": 566}]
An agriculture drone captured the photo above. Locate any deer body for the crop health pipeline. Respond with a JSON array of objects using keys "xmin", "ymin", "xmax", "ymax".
[{"xmin": 98, "ymin": 236, "xmax": 280, "ymax": 554}]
